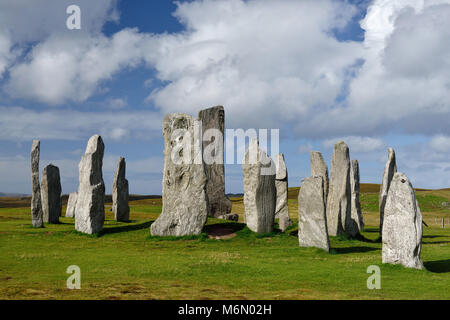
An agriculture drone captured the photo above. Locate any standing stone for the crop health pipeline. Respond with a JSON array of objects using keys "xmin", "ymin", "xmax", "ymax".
[
  {"xmin": 75, "ymin": 135, "xmax": 105, "ymax": 235},
  {"xmin": 326, "ymin": 141, "xmax": 351, "ymax": 236},
  {"xmin": 274, "ymin": 153, "xmax": 292, "ymax": 231},
  {"xmin": 41, "ymin": 164, "xmax": 62, "ymax": 224},
  {"xmin": 310, "ymin": 151, "xmax": 329, "ymax": 202},
  {"xmin": 30, "ymin": 140, "xmax": 43, "ymax": 228},
  {"xmin": 151, "ymin": 113, "xmax": 208, "ymax": 236},
  {"xmin": 298, "ymin": 176, "xmax": 329, "ymax": 252},
  {"xmin": 198, "ymin": 106, "xmax": 232, "ymax": 217},
  {"xmin": 242, "ymin": 138, "xmax": 276, "ymax": 233},
  {"xmin": 379, "ymin": 147, "xmax": 397, "ymax": 236},
  {"xmin": 349, "ymin": 160, "xmax": 364, "ymax": 234},
  {"xmin": 65, "ymin": 192, "xmax": 78, "ymax": 218},
  {"xmin": 382, "ymin": 172, "xmax": 424, "ymax": 269},
  {"xmin": 112, "ymin": 157, "xmax": 130, "ymax": 222}
]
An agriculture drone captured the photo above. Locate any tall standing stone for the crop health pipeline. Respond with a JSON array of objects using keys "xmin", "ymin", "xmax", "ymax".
[
  {"xmin": 326, "ymin": 141, "xmax": 351, "ymax": 236},
  {"xmin": 298, "ymin": 176, "xmax": 329, "ymax": 252},
  {"xmin": 274, "ymin": 153, "xmax": 292, "ymax": 231},
  {"xmin": 30, "ymin": 140, "xmax": 43, "ymax": 228},
  {"xmin": 65, "ymin": 192, "xmax": 78, "ymax": 218},
  {"xmin": 151, "ymin": 113, "xmax": 208, "ymax": 236},
  {"xmin": 310, "ymin": 151, "xmax": 329, "ymax": 202},
  {"xmin": 75, "ymin": 134, "xmax": 105, "ymax": 235},
  {"xmin": 379, "ymin": 147, "xmax": 397, "ymax": 237},
  {"xmin": 198, "ymin": 106, "xmax": 232, "ymax": 217},
  {"xmin": 349, "ymin": 160, "xmax": 364, "ymax": 234},
  {"xmin": 112, "ymin": 157, "xmax": 130, "ymax": 222},
  {"xmin": 382, "ymin": 172, "xmax": 424, "ymax": 269},
  {"xmin": 242, "ymin": 138, "xmax": 276, "ymax": 233},
  {"xmin": 41, "ymin": 164, "xmax": 62, "ymax": 224}
]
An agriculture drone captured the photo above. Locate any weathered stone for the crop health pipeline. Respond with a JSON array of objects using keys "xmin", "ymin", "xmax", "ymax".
[
  {"xmin": 310, "ymin": 151, "xmax": 329, "ymax": 202},
  {"xmin": 379, "ymin": 147, "xmax": 397, "ymax": 236},
  {"xmin": 198, "ymin": 106, "xmax": 232, "ymax": 217},
  {"xmin": 75, "ymin": 134, "xmax": 105, "ymax": 235},
  {"xmin": 242, "ymin": 138, "xmax": 276, "ymax": 233},
  {"xmin": 151, "ymin": 113, "xmax": 208, "ymax": 236},
  {"xmin": 326, "ymin": 141, "xmax": 351, "ymax": 236},
  {"xmin": 217, "ymin": 213, "xmax": 239, "ymax": 221},
  {"xmin": 274, "ymin": 153, "xmax": 292, "ymax": 231},
  {"xmin": 112, "ymin": 157, "xmax": 130, "ymax": 222},
  {"xmin": 30, "ymin": 140, "xmax": 43, "ymax": 228},
  {"xmin": 298, "ymin": 176, "xmax": 329, "ymax": 251},
  {"xmin": 41, "ymin": 164, "xmax": 62, "ymax": 224},
  {"xmin": 65, "ymin": 192, "xmax": 77, "ymax": 218},
  {"xmin": 349, "ymin": 159, "xmax": 364, "ymax": 235},
  {"xmin": 382, "ymin": 172, "xmax": 424, "ymax": 269}
]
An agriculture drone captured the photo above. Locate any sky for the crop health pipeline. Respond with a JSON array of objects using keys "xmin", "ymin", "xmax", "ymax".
[{"xmin": 0, "ymin": 0, "xmax": 449, "ymax": 195}]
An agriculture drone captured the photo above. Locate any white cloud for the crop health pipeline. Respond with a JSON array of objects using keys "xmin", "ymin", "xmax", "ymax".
[
  {"xmin": 297, "ymin": 143, "xmax": 313, "ymax": 154},
  {"xmin": 107, "ymin": 98, "xmax": 128, "ymax": 109},
  {"xmin": 323, "ymin": 136, "xmax": 385, "ymax": 153},
  {"xmin": 430, "ymin": 135, "xmax": 450, "ymax": 153}
]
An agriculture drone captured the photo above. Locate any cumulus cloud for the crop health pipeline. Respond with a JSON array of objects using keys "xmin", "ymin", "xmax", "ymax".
[
  {"xmin": 430, "ymin": 135, "xmax": 450, "ymax": 153},
  {"xmin": 323, "ymin": 136, "xmax": 385, "ymax": 153}
]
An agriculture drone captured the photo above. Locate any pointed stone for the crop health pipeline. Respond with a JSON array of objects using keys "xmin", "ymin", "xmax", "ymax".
[
  {"xmin": 382, "ymin": 172, "xmax": 424, "ymax": 269},
  {"xmin": 310, "ymin": 151, "xmax": 329, "ymax": 202},
  {"xmin": 151, "ymin": 113, "xmax": 208, "ymax": 236},
  {"xmin": 65, "ymin": 192, "xmax": 78, "ymax": 218},
  {"xmin": 274, "ymin": 153, "xmax": 292, "ymax": 231},
  {"xmin": 326, "ymin": 141, "xmax": 351, "ymax": 236},
  {"xmin": 298, "ymin": 176, "xmax": 329, "ymax": 252},
  {"xmin": 112, "ymin": 157, "xmax": 130, "ymax": 222},
  {"xmin": 30, "ymin": 140, "xmax": 43, "ymax": 228},
  {"xmin": 379, "ymin": 147, "xmax": 397, "ymax": 236},
  {"xmin": 349, "ymin": 160, "xmax": 364, "ymax": 235},
  {"xmin": 242, "ymin": 138, "xmax": 276, "ymax": 233},
  {"xmin": 75, "ymin": 135, "xmax": 105, "ymax": 235},
  {"xmin": 41, "ymin": 164, "xmax": 62, "ymax": 224}
]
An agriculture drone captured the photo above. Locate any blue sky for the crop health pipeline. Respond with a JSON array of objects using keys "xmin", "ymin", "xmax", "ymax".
[{"xmin": 0, "ymin": 0, "xmax": 449, "ymax": 195}]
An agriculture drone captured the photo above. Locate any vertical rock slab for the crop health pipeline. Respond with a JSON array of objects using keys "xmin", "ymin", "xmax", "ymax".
[
  {"xmin": 75, "ymin": 135, "xmax": 105, "ymax": 235},
  {"xmin": 242, "ymin": 139, "xmax": 276, "ymax": 233},
  {"xmin": 310, "ymin": 151, "xmax": 329, "ymax": 202},
  {"xmin": 298, "ymin": 176, "xmax": 329, "ymax": 252},
  {"xmin": 41, "ymin": 164, "xmax": 62, "ymax": 224},
  {"xmin": 326, "ymin": 141, "xmax": 351, "ymax": 236},
  {"xmin": 65, "ymin": 192, "xmax": 78, "ymax": 218},
  {"xmin": 151, "ymin": 113, "xmax": 208, "ymax": 236},
  {"xmin": 382, "ymin": 172, "xmax": 424, "ymax": 269},
  {"xmin": 30, "ymin": 140, "xmax": 43, "ymax": 228},
  {"xmin": 198, "ymin": 106, "xmax": 232, "ymax": 217},
  {"xmin": 274, "ymin": 153, "xmax": 292, "ymax": 231},
  {"xmin": 112, "ymin": 157, "xmax": 130, "ymax": 222},
  {"xmin": 379, "ymin": 147, "xmax": 397, "ymax": 236},
  {"xmin": 349, "ymin": 160, "xmax": 364, "ymax": 234}
]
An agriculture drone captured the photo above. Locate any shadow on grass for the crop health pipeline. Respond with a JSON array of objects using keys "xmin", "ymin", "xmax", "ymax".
[
  {"xmin": 424, "ymin": 259, "xmax": 450, "ymax": 273},
  {"xmin": 332, "ymin": 246, "xmax": 379, "ymax": 254},
  {"xmin": 101, "ymin": 221, "xmax": 153, "ymax": 235},
  {"xmin": 203, "ymin": 222, "xmax": 246, "ymax": 234}
]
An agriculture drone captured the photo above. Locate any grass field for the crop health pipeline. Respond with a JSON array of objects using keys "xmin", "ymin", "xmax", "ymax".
[{"xmin": 0, "ymin": 184, "xmax": 449, "ymax": 300}]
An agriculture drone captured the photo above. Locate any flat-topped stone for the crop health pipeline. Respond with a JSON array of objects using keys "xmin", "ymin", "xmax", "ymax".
[{"xmin": 41, "ymin": 164, "xmax": 62, "ymax": 224}]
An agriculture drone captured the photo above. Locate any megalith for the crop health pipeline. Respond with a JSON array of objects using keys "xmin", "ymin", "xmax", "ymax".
[
  {"xmin": 41, "ymin": 164, "xmax": 62, "ymax": 224},
  {"xmin": 382, "ymin": 172, "xmax": 424, "ymax": 269},
  {"xmin": 65, "ymin": 192, "xmax": 77, "ymax": 218},
  {"xmin": 274, "ymin": 153, "xmax": 292, "ymax": 231},
  {"xmin": 30, "ymin": 140, "xmax": 44, "ymax": 228},
  {"xmin": 349, "ymin": 159, "xmax": 364, "ymax": 235},
  {"xmin": 112, "ymin": 157, "xmax": 130, "ymax": 222},
  {"xmin": 298, "ymin": 176, "xmax": 329, "ymax": 252},
  {"xmin": 379, "ymin": 147, "xmax": 397, "ymax": 236},
  {"xmin": 151, "ymin": 113, "xmax": 208, "ymax": 236},
  {"xmin": 198, "ymin": 106, "xmax": 232, "ymax": 217},
  {"xmin": 242, "ymin": 138, "xmax": 276, "ymax": 233},
  {"xmin": 310, "ymin": 151, "xmax": 329, "ymax": 202},
  {"xmin": 75, "ymin": 134, "xmax": 105, "ymax": 235}
]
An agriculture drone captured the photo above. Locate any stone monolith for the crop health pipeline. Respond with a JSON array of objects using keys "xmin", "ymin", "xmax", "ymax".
[
  {"xmin": 349, "ymin": 159, "xmax": 364, "ymax": 235},
  {"xmin": 310, "ymin": 151, "xmax": 329, "ymax": 202},
  {"xmin": 41, "ymin": 164, "xmax": 62, "ymax": 224},
  {"xmin": 379, "ymin": 147, "xmax": 397, "ymax": 236},
  {"xmin": 112, "ymin": 157, "xmax": 130, "ymax": 222},
  {"xmin": 30, "ymin": 140, "xmax": 44, "ymax": 228},
  {"xmin": 65, "ymin": 192, "xmax": 77, "ymax": 218},
  {"xmin": 382, "ymin": 172, "xmax": 424, "ymax": 269},
  {"xmin": 274, "ymin": 153, "xmax": 292, "ymax": 231}
]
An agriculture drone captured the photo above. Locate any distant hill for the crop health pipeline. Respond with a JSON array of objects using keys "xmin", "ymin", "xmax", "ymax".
[{"xmin": 0, "ymin": 192, "xmax": 29, "ymax": 198}]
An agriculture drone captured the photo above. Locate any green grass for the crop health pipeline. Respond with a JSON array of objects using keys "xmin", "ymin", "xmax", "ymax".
[{"xmin": 0, "ymin": 187, "xmax": 449, "ymax": 300}]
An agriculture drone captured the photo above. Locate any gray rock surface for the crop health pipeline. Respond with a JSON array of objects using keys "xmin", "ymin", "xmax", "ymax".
[
  {"xmin": 382, "ymin": 172, "xmax": 424, "ymax": 269},
  {"xmin": 242, "ymin": 139, "xmax": 276, "ymax": 233},
  {"xmin": 274, "ymin": 153, "xmax": 292, "ymax": 231},
  {"xmin": 310, "ymin": 151, "xmax": 329, "ymax": 202},
  {"xmin": 112, "ymin": 157, "xmax": 130, "ymax": 222},
  {"xmin": 379, "ymin": 147, "xmax": 397, "ymax": 236},
  {"xmin": 65, "ymin": 192, "xmax": 78, "ymax": 218},
  {"xmin": 198, "ymin": 106, "xmax": 232, "ymax": 217},
  {"xmin": 217, "ymin": 213, "xmax": 239, "ymax": 221},
  {"xmin": 30, "ymin": 140, "xmax": 43, "ymax": 228},
  {"xmin": 151, "ymin": 113, "xmax": 208, "ymax": 236},
  {"xmin": 298, "ymin": 176, "xmax": 329, "ymax": 251},
  {"xmin": 349, "ymin": 159, "xmax": 364, "ymax": 235},
  {"xmin": 326, "ymin": 141, "xmax": 351, "ymax": 236},
  {"xmin": 41, "ymin": 164, "xmax": 62, "ymax": 224},
  {"xmin": 75, "ymin": 135, "xmax": 105, "ymax": 235}
]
